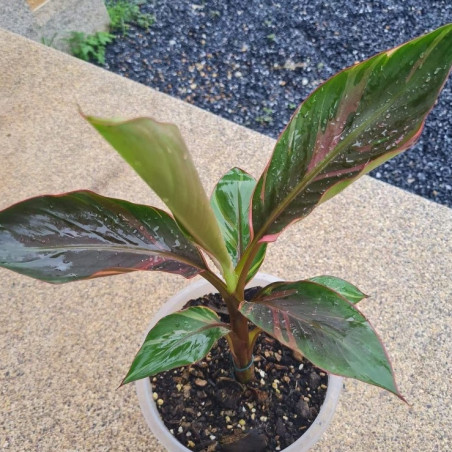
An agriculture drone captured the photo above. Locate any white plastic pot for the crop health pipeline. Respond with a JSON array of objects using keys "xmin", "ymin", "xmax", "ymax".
[{"xmin": 136, "ymin": 273, "xmax": 343, "ymax": 452}]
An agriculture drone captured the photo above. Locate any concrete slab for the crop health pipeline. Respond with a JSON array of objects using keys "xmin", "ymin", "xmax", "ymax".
[
  {"xmin": 0, "ymin": 0, "xmax": 109, "ymax": 52},
  {"xmin": 0, "ymin": 0, "xmax": 39, "ymax": 41},
  {"xmin": 0, "ymin": 29, "xmax": 451, "ymax": 451},
  {"xmin": 33, "ymin": 0, "xmax": 110, "ymax": 52}
]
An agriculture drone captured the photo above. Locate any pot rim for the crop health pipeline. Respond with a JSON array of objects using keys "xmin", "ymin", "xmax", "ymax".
[{"xmin": 136, "ymin": 273, "xmax": 343, "ymax": 452}]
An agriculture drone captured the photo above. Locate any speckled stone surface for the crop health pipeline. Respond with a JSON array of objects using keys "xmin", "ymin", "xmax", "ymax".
[
  {"xmin": 0, "ymin": 0, "xmax": 109, "ymax": 53},
  {"xmin": 32, "ymin": 0, "xmax": 110, "ymax": 52},
  {"xmin": 0, "ymin": 29, "xmax": 451, "ymax": 451},
  {"xmin": 0, "ymin": 0, "xmax": 39, "ymax": 41}
]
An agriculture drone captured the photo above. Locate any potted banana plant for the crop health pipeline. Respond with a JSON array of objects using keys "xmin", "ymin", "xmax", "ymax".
[{"xmin": 1, "ymin": 23, "xmax": 451, "ymax": 452}]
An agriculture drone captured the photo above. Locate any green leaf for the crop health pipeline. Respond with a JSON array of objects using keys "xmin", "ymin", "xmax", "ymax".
[
  {"xmin": 0, "ymin": 190, "xmax": 207, "ymax": 283},
  {"xmin": 251, "ymin": 23, "xmax": 452, "ymax": 243},
  {"xmin": 123, "ymin": 306, "xmax": 230, "ymax": 384},
  {"xmin": 210, "ymin": 168, "xmax": 266, "ymax": 280},
  {"xmin": 239, "ymin": 280, "xmax": 401, "ymax": 397},
  {"xmin": 308, "ymin": 275, "xmax": 368, "ymax": 304},
  {"xmin": 84, "ymin": 115, "xmax": 235, "ymax": 286}
]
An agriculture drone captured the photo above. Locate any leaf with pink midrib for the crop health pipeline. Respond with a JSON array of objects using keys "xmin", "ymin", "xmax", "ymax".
[
  {"xmin": 0, "ymin": 190, "xmax": 206, "ymax": 282},
  {"xmin": 239, "ymin": 280, "xmax": 403, "ymax": 398},
  {"xmin": 251, "ymin": 23, "xmax": 452, "ymax": 243}
]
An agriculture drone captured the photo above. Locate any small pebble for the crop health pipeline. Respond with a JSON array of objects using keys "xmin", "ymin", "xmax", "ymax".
[{"xmin": 194, "ymin": 378, "xmax": 207, "ymax": 387}]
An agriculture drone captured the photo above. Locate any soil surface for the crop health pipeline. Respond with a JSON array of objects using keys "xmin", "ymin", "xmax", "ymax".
[
  {"xmin": 152, "ymin": 289, "xmax": 328, "ymax": 452},
  {"xmin": 103, "ymin": 0, "xmax": 452, "ymax": 207}
]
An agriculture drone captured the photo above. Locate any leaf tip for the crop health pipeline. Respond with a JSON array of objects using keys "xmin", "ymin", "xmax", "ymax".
[
  {"xmin": 397, "ymin": 392, "xmax": 409, "ymax": 405},
  {"xmin": 118, "ymin": 376, "xmax": 128, "ymax": 389},
  {"xmin": 76, "ymin": 104, "xmax": 85, "ymax": 118}
]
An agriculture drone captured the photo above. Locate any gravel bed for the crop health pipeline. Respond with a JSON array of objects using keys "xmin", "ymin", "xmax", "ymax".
[{"xmin": 103, "ymin": 0, "xmax": 452, "ymax": 207}]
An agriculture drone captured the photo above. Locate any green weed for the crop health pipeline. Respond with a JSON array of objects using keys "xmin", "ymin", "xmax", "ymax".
[
  {"xmin": 40, "ymin": 33, "xmax": 58, "ymax": 47},
  {"xmin": 267, "ymin": 33, "xmax": 276, "ymax": 43},
  {"xmin": 66, "ymin": 31, "xmax": 115, "ymax": 64},
  {"xmin": 107, "ymin": 0, "xmax": 155, "ymax": 35},
  {"xmin": 255, "ymin": 107, "xmax": 274, "ymax": 125}
]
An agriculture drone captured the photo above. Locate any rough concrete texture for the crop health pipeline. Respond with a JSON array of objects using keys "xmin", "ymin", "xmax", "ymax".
[
  {"xmin": 0, "ymin": 0, "xmax": 39, "ymax": 41},
  {"xmin": 33, "ymin": 0, "xmax": 110, "ymax": 52},
  {"xmin": 0, "ymin": 0, "xmax": 109, "ymax": 52},
  {"xmin": 0, "ymin": 29, "xmax": 451, "ymax": 451}
]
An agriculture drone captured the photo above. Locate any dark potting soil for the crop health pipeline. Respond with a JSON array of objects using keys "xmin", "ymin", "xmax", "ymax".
[
  {"xmin": 151, "ymin": 288, "xmax": 328, "ymax": 452},
  {"xmin": 102, "ymin": 1, "xmax": 452, "ymax": 208}
]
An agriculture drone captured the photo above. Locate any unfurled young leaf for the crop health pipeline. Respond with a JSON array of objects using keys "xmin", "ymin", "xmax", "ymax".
[
  {"xmin": 251, "ymin": 23, "xmax": 452, "ymax": 243},
  {"xmin": 85, "ymin": 115, "xmax": 235, "ymax": 286},
  {"xmin": 0, "ymin": 191, "xmax": 206, "ymax": 282},
  {"xmin": 210, "ymin": 168, "xmax": 266, "ymax": 280},
  {"xmin": 240, "ymin": 281, "xmax": 401, "ymax": 397},
  {"xmin": 123, "ymin": 306, "xmax": 230, "ymax": 384}
]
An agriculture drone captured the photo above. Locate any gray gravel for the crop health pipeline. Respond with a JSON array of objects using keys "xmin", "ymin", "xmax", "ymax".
[{"xmin": 103, "ymin": 0, "xmax": 452, "ymax": 207}]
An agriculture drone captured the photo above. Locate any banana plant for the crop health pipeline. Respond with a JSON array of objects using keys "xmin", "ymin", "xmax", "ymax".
[{"xmin": 1, "ymin": 24, "xmax": 452, "ymax": 399}]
